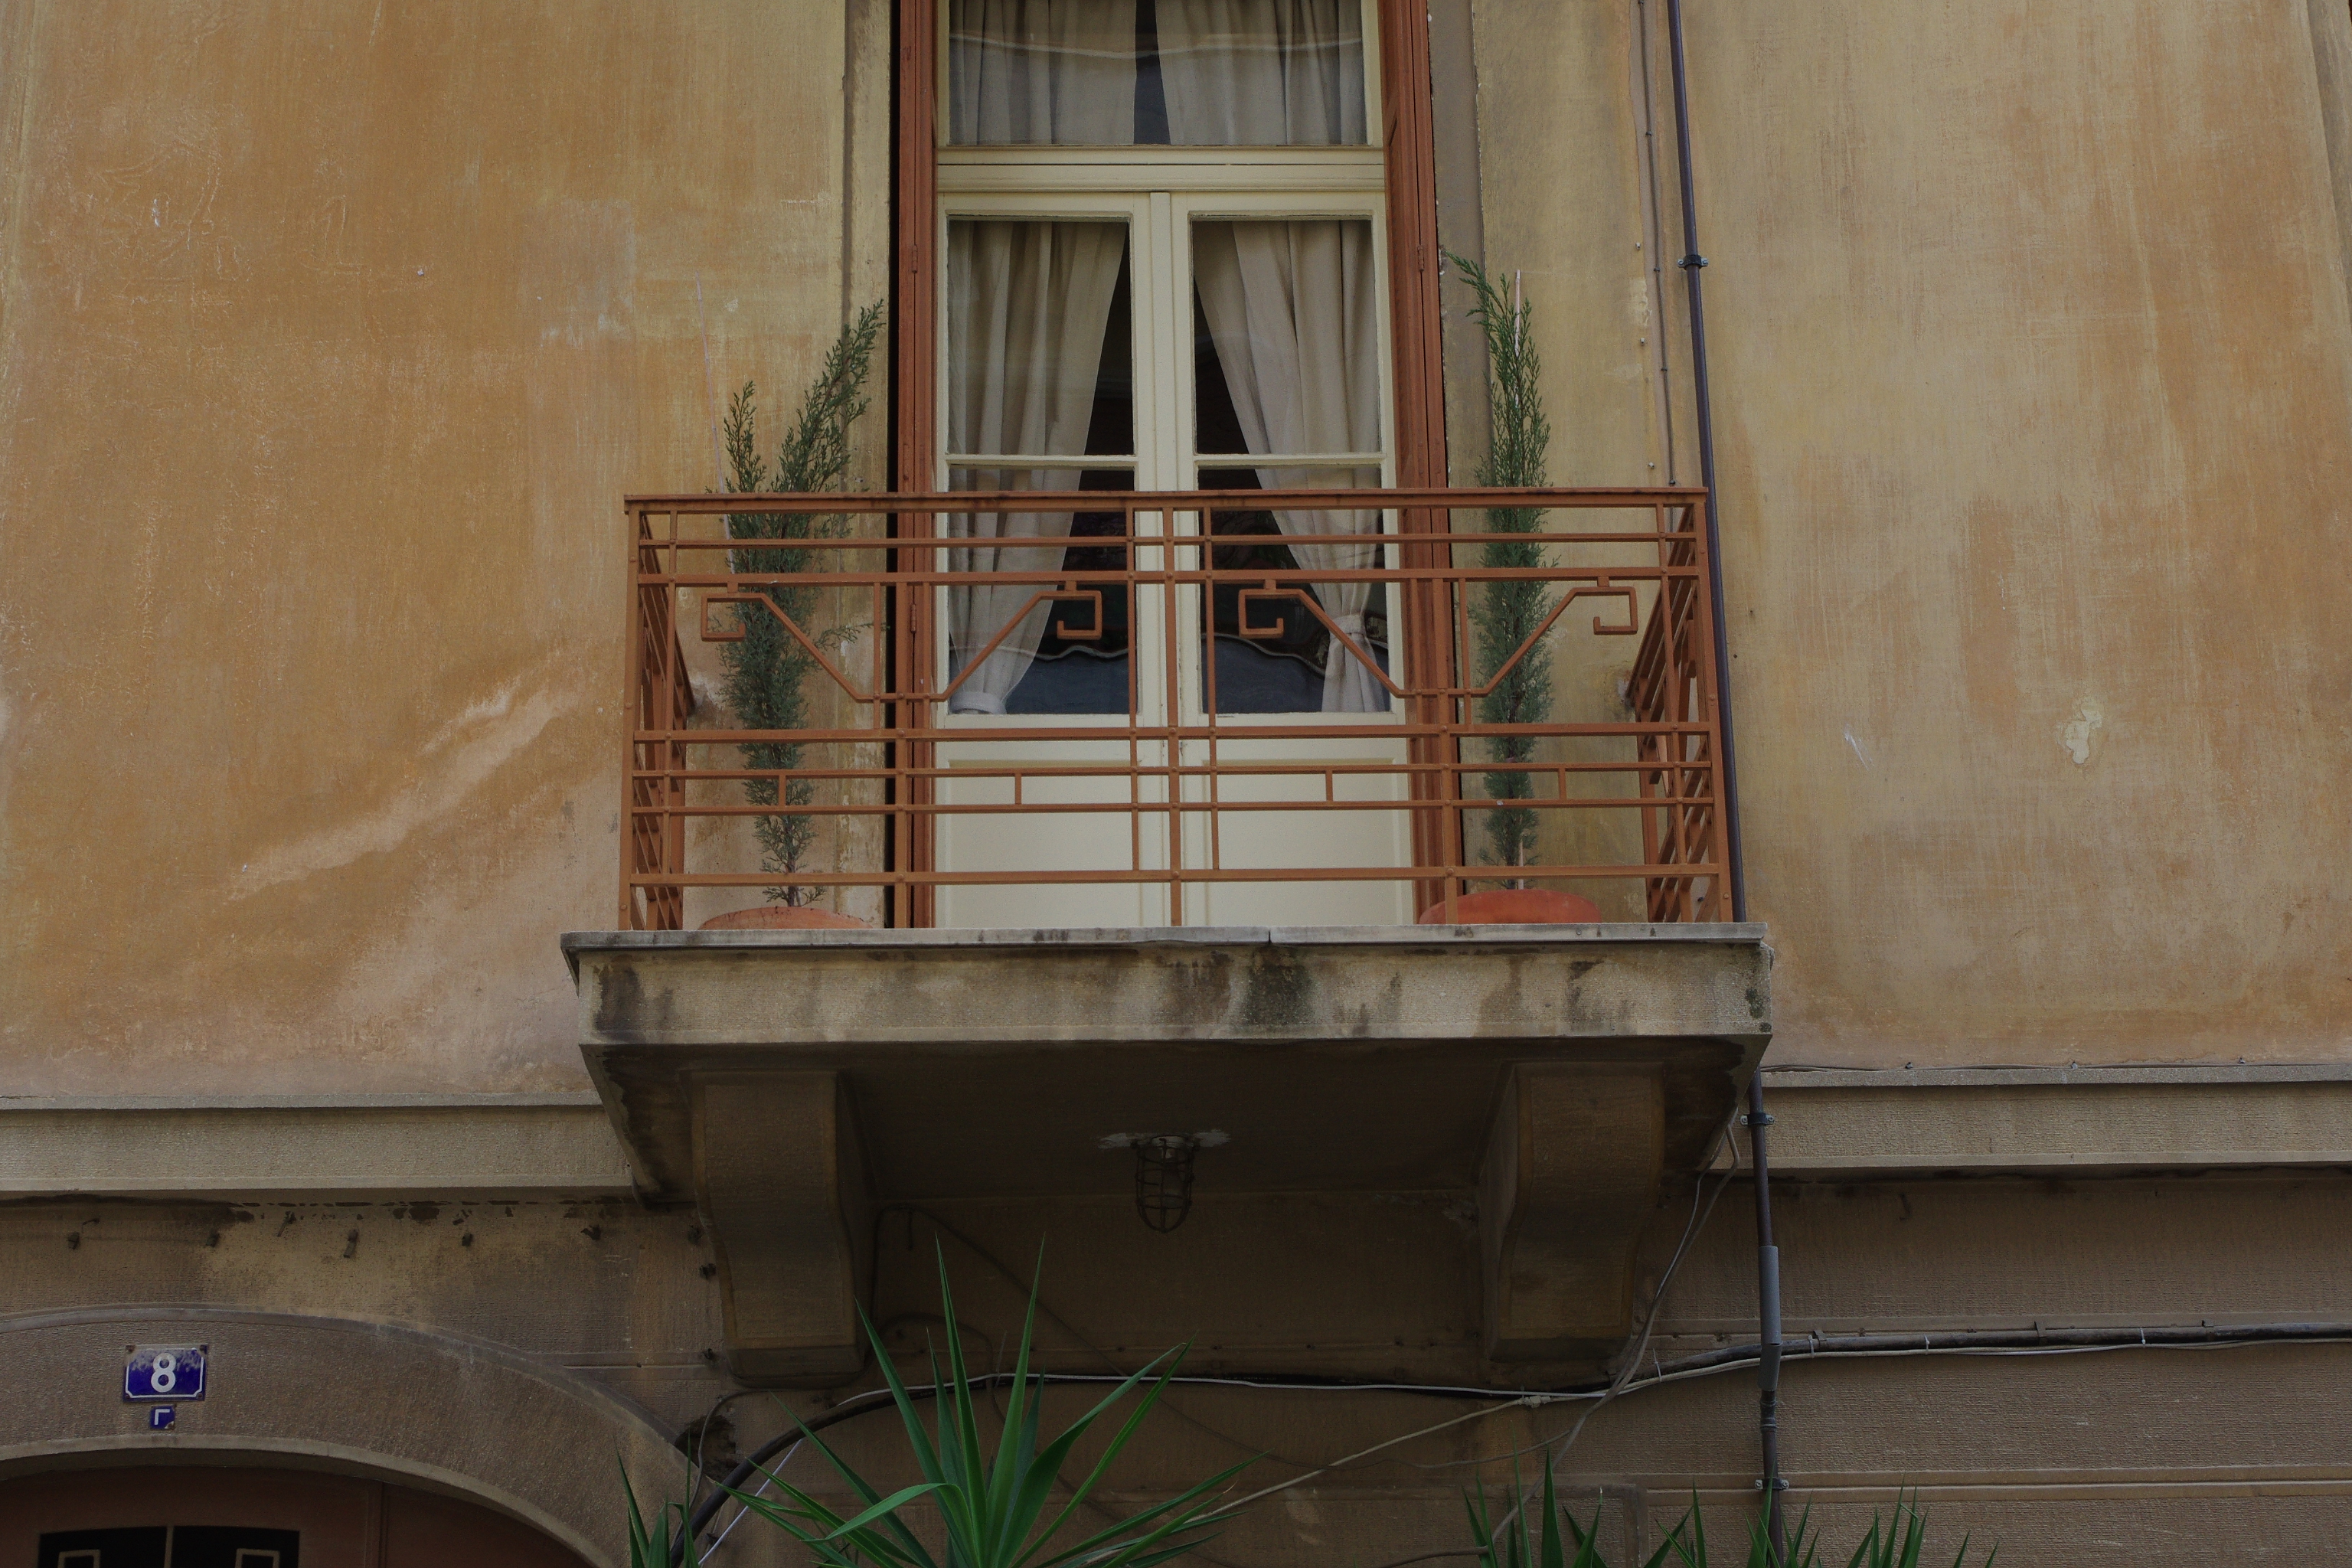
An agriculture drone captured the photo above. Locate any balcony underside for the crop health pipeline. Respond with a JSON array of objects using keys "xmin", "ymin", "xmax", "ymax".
[{"xmin": 566, "ymin": 923, "xmax": 1769, "ymax": 1383}]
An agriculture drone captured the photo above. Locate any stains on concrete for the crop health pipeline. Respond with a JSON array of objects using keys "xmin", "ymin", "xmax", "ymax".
[{"xmin": 590, "ymin": 959, "xmax": 676, "ymax": 1047}]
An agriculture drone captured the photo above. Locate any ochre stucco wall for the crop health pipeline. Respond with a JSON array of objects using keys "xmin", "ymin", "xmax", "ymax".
[
  {"xmin": 5, "ymin": 2, "xmax": 2349, "ymax": 1089},
  {"xmin": 0, "ymin": 2, "xmax": 890, "ymax": 1091},
  {"xmin": 1475, "ymin": 0, "xmax": 2352, "ymax": 1065}
]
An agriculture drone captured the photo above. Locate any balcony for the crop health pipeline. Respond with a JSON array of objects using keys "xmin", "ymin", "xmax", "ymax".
[
  {"xmin": 573, "ymin": 487, "xmax": 1769, "ymax": 1385},
  {"xmin": 619, "ymin": 485, "xmax": 1727, "ymax": 929}
]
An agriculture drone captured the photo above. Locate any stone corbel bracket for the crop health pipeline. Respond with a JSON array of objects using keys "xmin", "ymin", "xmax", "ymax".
[
  {"xmin": 1481, "ymin": 1062, "xmax": 1667, "ymax": 1358},
  {"xmin": 691, "ymin": 1071, "xmax": 873, "ymax": 1385}
]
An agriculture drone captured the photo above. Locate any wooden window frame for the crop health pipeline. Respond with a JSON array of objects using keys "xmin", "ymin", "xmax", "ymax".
[
  {"xmin": 888, "ymin": 0, "xmax": 1450, "ymax": 923},
  {"xmin": 895, "ymin": 0, "xmax": 1442, "ymax": 487}
]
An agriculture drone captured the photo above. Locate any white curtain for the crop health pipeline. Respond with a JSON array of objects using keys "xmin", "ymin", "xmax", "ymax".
[
  {"xmin": 1191, "ymin": 219, "xmax": 1384, "ymax": 712},
  {"xmin": 1156, "ymin": 0, "xmax": 1365, "ymax": 145},
  {"xmin": 946, "ymin": 221, "xmax": 1130, "ymax": 712},
  {"xmin": 949, "ymin": 0, "xmax": 1139, "ymax": 145},
  {"xmin": 947, "ymin": 0, "xmax": 1379, "ymax": 712}
]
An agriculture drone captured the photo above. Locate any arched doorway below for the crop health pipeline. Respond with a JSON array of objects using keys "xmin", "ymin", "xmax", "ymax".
[{"xmin": 0, "ymin": 1465, "xmax": 590, "ymax": 1567}]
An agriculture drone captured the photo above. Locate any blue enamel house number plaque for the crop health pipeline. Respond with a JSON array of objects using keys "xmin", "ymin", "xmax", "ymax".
[{"xmin": 123, "ymin": 1344, "xmax": 206, "ymax": 1402}]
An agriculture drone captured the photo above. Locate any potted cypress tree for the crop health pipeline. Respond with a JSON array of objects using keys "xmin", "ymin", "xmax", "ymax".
[
  {"xmin": 700, "ymin": 303, "xmax": 884, "ymax": 932},
  {"xmin": 1426, "ymin": 256, "xmax": 1599, "ymax": 926}
]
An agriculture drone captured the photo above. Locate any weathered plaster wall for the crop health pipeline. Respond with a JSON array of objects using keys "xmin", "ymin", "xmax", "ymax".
[
  {"xmin": 1474, "ymin": 1, "xmax": 2352, "ymax": 1064},
  {"xmin": 0, "ymin": 2, "xmax": 891, "ymax": 1092},
  {"xmin": 0, "ymin": 1197, "xmax": 729, "ymax": 1432},
  {"xmin": 668, "ymin": 1175, "xmax": 2352, "ymax": 1566},
  {"xmin": 6, "ymin": 1165, "xmax": 2347, "ymax": 1566},
  {"xmin": 6, "ymin": 0, "xmax": 2349, "ymax": 1090}
]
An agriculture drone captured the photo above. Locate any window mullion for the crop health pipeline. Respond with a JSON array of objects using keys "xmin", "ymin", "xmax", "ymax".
[{"xmin": 1125, "ymin": 191, "xmax": 1167, "ymax": 495}]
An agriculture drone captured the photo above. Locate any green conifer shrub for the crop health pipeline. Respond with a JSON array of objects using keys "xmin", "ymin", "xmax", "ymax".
[
  {"xmin": 717, "ymin": 302, "xmax": 884, "ymax": 905},
  {"xmin": 1449, "ymin": 253, "xmax": 1554, "ymax": 876}
]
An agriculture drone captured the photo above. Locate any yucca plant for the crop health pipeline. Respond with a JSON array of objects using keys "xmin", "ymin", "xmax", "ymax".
[
  {"xmin": 1648, "ymin": 1494, "xmax": 1818, "ymax": 1568},
  {"xmin": 1465, "ymin": 1460, "xmax": 1609, "ymax": 1568},
  {"xmin": 1648, "ymin": 1490, "xmax": 1988, "ymax": 1568},
  {"xmin": 1447, "ymin": 252, "xmax": 1554, "ymax": 876},
  {"xmin": 1471, "ymin": 1483, "xmax": 1989, "ymax": 1568},
  {"xmin": 719, "ymin": 301, "xmax": 884, "ymax": 905},
  {"xmin": 622, "ymin": 1465, "xmax": 690, "ymax": 1568},
  {"xmin": 1823, "ymin": 1491, "xmax": 1988, "ymax": 1568},
  {"xmin": 717, "ymin": 1248, "xmax": 1250, "ymax": 1567}
]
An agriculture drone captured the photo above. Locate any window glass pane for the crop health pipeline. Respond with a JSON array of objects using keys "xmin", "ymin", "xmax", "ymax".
[
  {"xmin": 948, "ymin": 220, "xmax": 1132, "ymax": 459},
  {"xmin": 1201, "ymin": 466, "xmax": 1387, "ymax": 714},
  {"xmin": 1157, "ymin": 0, "xmax": 1367, "ymax": 145},
  {"xmin": 946, "ymin": 469, "xmax": 1134, "ymax": 717},
  {"xmin": 949, "ymin": 0, "xmax": 1140, "ymax": 145},
  {"xmin": 947, "ymin": 0, "xmax": 1367, "ymax": 147},
  {"xmin": 1191, "ymin": 217, "xmax": 1380, "ymax": 458}
]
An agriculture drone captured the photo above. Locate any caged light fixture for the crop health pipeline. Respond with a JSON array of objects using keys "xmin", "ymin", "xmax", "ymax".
[{"xmin": 1133, "ymin": 1135, "xmax": 1200, "ymax": 1233}]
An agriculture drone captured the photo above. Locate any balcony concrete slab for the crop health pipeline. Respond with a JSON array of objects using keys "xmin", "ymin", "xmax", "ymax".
[{"xmin": 564, "ymin": 923, "xmax": 1771, "ymax": 1381}]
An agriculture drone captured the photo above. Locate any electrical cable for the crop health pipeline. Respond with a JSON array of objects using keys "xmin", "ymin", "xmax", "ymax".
[
  {"xmin": 1412, "ymin": 1322, "xmax": 2352, "ymax": 1474},
  {"xmin": 1654, "ymin": 0, "xmax": 1781, "ymax": 1525},
  {"xmin": 671, "ymin": 1321, "xmax": 2352, "ymax": 1561},
  {"xmin": 681, "ymin": 1119, "xmax": 1746, "ymax": 1557},
  {"xmin": 706, "ymin": 1439, "xmax": 799, "ymax": 1553},
  {"xmin": 1202, "ymin": 1117, "xmax": 1747, "ymax": 1540},
  {"xmin": 1199, "ymin": 1396, "xmax": 1557, "ymax": 1524},
  {"xmin": 678, "ymin": 1201, "xmax": 1304, "ymax": 1560},
  {"xmin": 866, "ymin": 1203, "xmax": 1325, "ymax": 1467},
  {"xmin": 672, "ymin": 1155, "xmax": 2352, "ymax": 1560},
  {"xmin": 678, "ymin": 1387, "xmax": 812, "ymax": 1538},
  {"xmin": 1458, "ymin": 1114, "xmax": 1743, "ymax": 1549},
  {"xmin": 1544, "ymin": 1118, "xmax": 1742, "ymax": 1465}
]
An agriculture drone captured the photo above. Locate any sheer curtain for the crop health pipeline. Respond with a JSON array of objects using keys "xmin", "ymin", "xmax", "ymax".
[
  {"xmin": 949, "ymin": 0, "xmax": 1139, "ymax": 145},
  {"xmin": 946, "ymin": 221, "xmax": 1130, "ymax": 713},
  {"xmin": 946, "ymin": 0, "xmax": 1381, "ymax": 712},
  {"xmin": 1163, "ymin": 2, "xmax": 1380, "ymax": 712},
  {"xmin": 953, "ymin": 0, "xmax": 1363, "ymax": 148},
  {"xmin": 1190, "ymin": 219, "xmax": 1383, "ymax": 711},
  {"xmin": 1155, "ymin": 0, "xmax": 1366, "ymax": 145}
]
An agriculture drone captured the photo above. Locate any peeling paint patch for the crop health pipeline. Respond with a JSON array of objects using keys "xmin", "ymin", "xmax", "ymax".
[{"xmin": 2058, "ymin": 699, "xmax": 2105, "ymax": 766}]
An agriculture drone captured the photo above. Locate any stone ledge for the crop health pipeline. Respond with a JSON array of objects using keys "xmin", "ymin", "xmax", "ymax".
[
  {"xmin": 7, "ymin": 1065, "xmax": 2340, "ymax": 1200},
  {"xmin": 561, "ymin": 920, "xmax": 1772, "ymax": 962},
  {"xmin": 1749, "ymin": 1066, "xmax": 2352, "ymax": 1177},
  {"xmin": 0, "ymin": 1099, "xmax": 635, "ymax": 1200}
]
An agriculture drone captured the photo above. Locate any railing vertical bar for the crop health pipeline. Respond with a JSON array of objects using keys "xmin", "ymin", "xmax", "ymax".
[
  {"xmin": 1442, "ymin": 540, "xmax": 1470, "ymax": 921},
  {"xmin": 1174, "ymin": 511, "xmax": 1188, "ymax": 919},
  {"xmin": 621, "ymin": 504, "xmax": 642, "ymax": 929}
]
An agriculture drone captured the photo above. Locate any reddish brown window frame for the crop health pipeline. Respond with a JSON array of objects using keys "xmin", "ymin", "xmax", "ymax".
[
  {"xmin": 890, "ymin": 0, "xmax": 1444, "ymax": 486},
  {"xmin": 886, "ymin": 0, "xmax": 1452, "ymax": 919}
]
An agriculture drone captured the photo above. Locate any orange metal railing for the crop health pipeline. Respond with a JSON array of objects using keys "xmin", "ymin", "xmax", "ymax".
[{"xmin": 622, "ymin": 486, "xmax": 1726, "ymax": 929}]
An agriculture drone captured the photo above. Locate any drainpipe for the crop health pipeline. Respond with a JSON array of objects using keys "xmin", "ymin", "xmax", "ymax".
[
  {"xmin": 1661, "ymin": 0, "xmax": 1745, "ymax": 924},
  {"xmin": 1662, "ymin": 0, "xmax": 1784, "ymax": 1557},
  {"xmin": 1746, "ymin": 1073, "xmax": 1785, "ymax": 1559}
]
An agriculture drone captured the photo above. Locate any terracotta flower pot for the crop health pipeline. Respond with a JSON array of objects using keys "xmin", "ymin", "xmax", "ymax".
[
  {"xmin": 698, "ymin": 905, "xmax": 872, "ymax": 932},
  {"xmin": 1416, "ymin": 887, "xmax": 1602, "ymax": 926}
]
